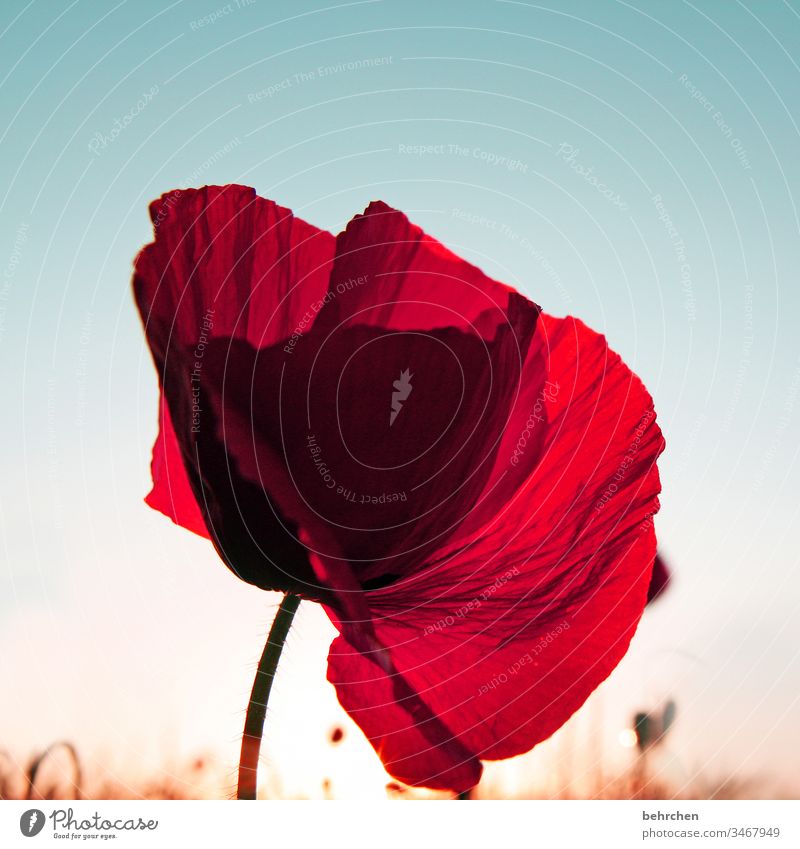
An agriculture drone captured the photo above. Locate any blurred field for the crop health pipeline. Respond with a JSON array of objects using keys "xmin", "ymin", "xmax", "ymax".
[{"xmin": 0, "ymin": 740, "xmax": 783, "ymax": 801}]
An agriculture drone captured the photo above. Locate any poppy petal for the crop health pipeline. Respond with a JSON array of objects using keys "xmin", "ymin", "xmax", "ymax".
[
  {"xmin": 134, "ymin": 184, "xmax": 335, "ymax": 349},
  {"xmin": 267, "ymin": 201, "xmax": 540, "ymax": 586},
  {"xmin": 133, "ymin": 189, "xmax": 665, "ymax": 792},
  {"xmin": 139, "ymin": 196, "xmax": 540, "ymax": 598},
  {"xmin": 144, "ymin": 394, "xmax": 209, "ymax": 539},
  {"xmin": 133, "ymin": 186, "xmax": 336, "ymax": 593},
  {"xmin": 326, "ymin": 313, "xmax": 664, "ymax": 785}
]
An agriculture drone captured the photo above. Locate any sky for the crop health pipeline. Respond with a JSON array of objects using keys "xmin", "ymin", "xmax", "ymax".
[{"xmin": 1, "ymin": 0, "xmax": 799, "ymax": 799}]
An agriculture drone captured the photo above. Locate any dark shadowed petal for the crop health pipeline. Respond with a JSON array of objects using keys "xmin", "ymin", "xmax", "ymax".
[
  {"xmin": 133, "ymin": 185, "xmax": 336, "ymax": 594},
  {"xmin": 133, "ymin": 189, "xmax": 665, "ymax": 793},
  {"xmin": 327, "ymin": 313, "xmax": 664, "ymax": 786},
  {"xmin": 137, "ymin": 194, "xmax": 540, "ymax": 601},
  {"xmin": 251, "ymin": 202, "xmax": 540, "ymax": 588}
]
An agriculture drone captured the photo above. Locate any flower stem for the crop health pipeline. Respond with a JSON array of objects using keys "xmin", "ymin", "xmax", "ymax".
[{"xmin": 237, "ymin": 593, "xmax": 300, "ymax": 800}]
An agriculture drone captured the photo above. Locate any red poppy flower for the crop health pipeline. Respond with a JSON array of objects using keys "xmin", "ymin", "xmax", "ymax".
[{"xmin": 133, "ymin": 184, "xmax": 664, "ymax": 793}]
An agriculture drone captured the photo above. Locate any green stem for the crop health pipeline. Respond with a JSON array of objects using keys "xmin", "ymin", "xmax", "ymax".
[{"xmin": 237, "ymin": 593, "xmax": 300, "ymax": 800}]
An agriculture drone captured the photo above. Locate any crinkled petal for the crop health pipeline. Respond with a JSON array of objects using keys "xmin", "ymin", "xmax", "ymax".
[
  {"xmin": 136, "ymin": 193, "xmax": 539, "ymax": 596},
  {"xmin": 326, "ymin": 313, "xmax": 664, "ymax": 785},
  {"xmin": 133, "ymin": 189, "xmax": 665, "ymax": 792},
  {"xmin": 133, "ymin": 186, "xmax": 336, "ymax": 593}
]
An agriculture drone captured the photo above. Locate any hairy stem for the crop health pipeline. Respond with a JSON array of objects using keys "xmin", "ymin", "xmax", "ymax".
[{"xmin": 237, "ymin": 593, "xmax": 300, "ymax": 800}]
